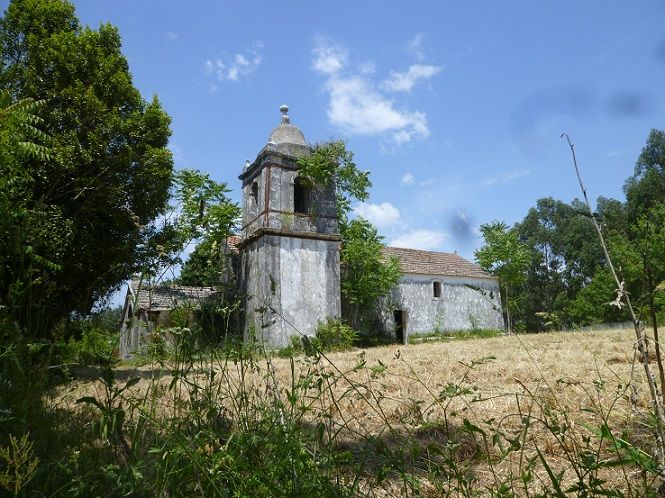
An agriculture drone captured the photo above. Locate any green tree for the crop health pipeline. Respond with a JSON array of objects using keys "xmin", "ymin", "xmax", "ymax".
[
  {"xmin": 617, "ymin": 131, "xmax": 665, "ymax": 390},
  {"xmin": 178, "ymin": 238, "xmax": 227, "ymax": 287},
  {"xmin": 0, "ymin": 90, "xmax": 63, "ymax": 338},
  {"xmin": 339, "ymin": 218, "xmax": 401, "ymax": 331},
  {"xmin": 173, "ymin": 170, "xmax": 239, "ymax": 243},
  {"xmin": 0, "ymin": 90, "xmax": 57, "ymax": 445},
  {"xmin": 174, "ymin": 169, "xmax": 240, "ymax": 288},
  {"xmin": 296, "ymin": 140, "xmax": 371, "ymax": 223},
  {"xmin": 624, "ymin": 129, "xmax": 665, "ymax": 218},
  {"xmin": 0, "ymin": 91, "xmax": 52, "ymax": 293},
  {"xmin": 475, "ymin": 221, "xmax": 530, "ymax": 331},
  {"xmin": 606, "ymin": 205, "xmax": 665, "ymax": 338},
  {"xmin": 0, "ymin": 0, "xmax": 174, "ymax": 336},
  {"xmin": 567, "ymin": 268, "xmax": 629, "ymax": 326},
  {"xmin": 512, "ymin": 198, "xmax": 607, "ymax": 330}
]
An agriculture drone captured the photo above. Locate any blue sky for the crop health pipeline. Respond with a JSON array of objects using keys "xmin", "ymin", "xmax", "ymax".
[{"xmin": 10, "ymin": 1, "xmax": 665, "ymax": 260}]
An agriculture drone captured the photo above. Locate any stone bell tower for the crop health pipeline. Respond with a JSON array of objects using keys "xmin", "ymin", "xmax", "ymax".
[{"xmin": 238, "ymin": 105, "xmax": 341, "ymax": 347}]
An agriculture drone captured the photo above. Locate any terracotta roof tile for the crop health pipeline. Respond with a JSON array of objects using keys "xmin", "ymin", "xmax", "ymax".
[{"xmin": 382, "ymin": 246, "xmax": 495, "ymax": 279}]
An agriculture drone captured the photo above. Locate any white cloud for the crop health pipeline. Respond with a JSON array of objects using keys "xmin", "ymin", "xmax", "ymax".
[
  {"xmin": 204, "ymin": 42, "xmax": 263, "ymax": 84},
  {"xmin": 407, "ymin": 33, "xmax": 426, "ymax": 61},
  {"xmin": 358, "ymin": 62, "xmax": 376, "ymax": 74},
  {"xmin": 325, "ymin": 74, "xmax": 429, "ymax": 141},
  {"xmin": 401, "ymin": 173, "xmax": 415, "ymax": 186},
  {"xmin": 311, "ymin": 39, "xmax": 437, "ymax": 144},
  {"xmin": 390, "ymin": 229, "xmax": 447, "ymax": 251},
  {"xmin": 482, "ymin": 168, "xmax": 531, "ymax": 186},
  {"xmin": 166, "ymin": 31, "xmax": 179, "ymax": 41},
  {"xmin": 380, "ymin": 64, "xmax": 442, "ymax": 93},
  {"xmin": 311, "ymin": 42, "xmax": 347, "ymax": 75},
  {"xmin": 400, "ymin": 172, "xmax": 434, "ymax": 187},
  {"xmin": 354, "ymin": 202, "xmax": 401, "ymax": 228}
]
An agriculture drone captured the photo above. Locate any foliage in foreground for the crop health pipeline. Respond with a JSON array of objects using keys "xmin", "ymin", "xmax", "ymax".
[{"xmin": 1, "ymin": 328, "xmax": 662, "ymax": 497}]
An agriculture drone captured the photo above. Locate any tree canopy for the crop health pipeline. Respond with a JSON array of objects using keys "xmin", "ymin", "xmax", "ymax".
[
  {"xmin": 172, "ymin": 170, "xmax": 240, "ymax": 287},
  {"xmin": 339, "ymin": 218, "xmax": 401, "ymax": 330},
  {"xmin": 474, "ymin": 221, "xmax": 530, "ymax": 331},
  {"xmin": 476, "ymin": 129, "xmax": 665, "ymax": 332},
  {"xmin": 624, "ymin": 129, "xmax": 665, "ymax": 218},
  {"xmin": 0, "ymin": 0, "xmax": 174, "ymax": 335},
  {"xmin": 296, "ymin": 140, "xmax": 371, "ymax": 223}
]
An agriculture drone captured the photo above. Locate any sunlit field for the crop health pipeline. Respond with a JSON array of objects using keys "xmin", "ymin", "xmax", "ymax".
[{"xmin": 56, "ymin": 327, "xmax": 659, "ymax": 496}]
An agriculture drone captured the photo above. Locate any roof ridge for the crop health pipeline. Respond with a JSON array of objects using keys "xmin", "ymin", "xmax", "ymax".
[
  {"xmin": 380, "ymin": 245, "xmax": 493, "ymax": 278},
  {"xmin": 384, "ymin": 245, "xmax": 457, "ymax": 255}
]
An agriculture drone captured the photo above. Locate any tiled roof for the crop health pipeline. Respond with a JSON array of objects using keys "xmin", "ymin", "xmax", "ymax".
[
  {"xmin": 131, "ymin": 284, "xmax": 219, "ymax": 311},
  {"xmin": 382, "ymin": 246, "xmax": 495, "ymax": 279}
]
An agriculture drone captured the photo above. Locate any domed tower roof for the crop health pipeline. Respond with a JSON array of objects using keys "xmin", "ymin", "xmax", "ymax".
[{"xmin": 267, "ymin": 105, "xmax": 309, "ymax": 153}]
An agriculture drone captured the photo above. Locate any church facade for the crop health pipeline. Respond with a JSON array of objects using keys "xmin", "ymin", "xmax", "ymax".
[
  {"xmin": 120, "ymin": 106, "xmax": 504, "ymax": 356},
  {"xmin": 236, "ymin": 105, "xmax": 503, "ymax": 347}
]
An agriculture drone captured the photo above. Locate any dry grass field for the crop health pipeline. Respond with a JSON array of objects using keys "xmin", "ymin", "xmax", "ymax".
[
  {"xmin": 58, "ymin": 327, "xmax": 660, "ymax": 496},
  {"xmin": 283, "ymin": 328, "xmax": 654, "ymax": 495}
]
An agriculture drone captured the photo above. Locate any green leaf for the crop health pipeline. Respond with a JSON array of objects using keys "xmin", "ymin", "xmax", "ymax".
[
  {"xmin": 76, "ymin": 396, "xmax": 104, "ymax": 410},
  {"xmin": 462, "ymin": 418, "xmax": 486, "ymax": 436}
]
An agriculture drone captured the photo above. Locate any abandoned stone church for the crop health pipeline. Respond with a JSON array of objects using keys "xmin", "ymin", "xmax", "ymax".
[{"xmin": 120, "ymin": 106, "xmax": 503, "ymax": 356}]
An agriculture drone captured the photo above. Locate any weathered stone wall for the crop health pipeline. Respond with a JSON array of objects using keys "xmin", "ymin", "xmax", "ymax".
[
  {"xmin": 241, "ymin": 151, "xmax": 338, "ymax": 239},
  {"xmin": 239, "ymin": 144, "xmax": 342, "ymax": 348},
  {"xmin": 241, "ymin": 234, "xmax": 341, "ymax": 348},
  {"xmin": 381, "ymin": 274, "xmax": 504, "ymax": 340},
  {"xmin": 278, "ymin": 236, "xmax": 341, "ymax": 344}
]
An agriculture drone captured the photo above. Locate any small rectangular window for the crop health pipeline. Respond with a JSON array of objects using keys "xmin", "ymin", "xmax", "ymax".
[{"xmin": 433, "ymin": 281, "xmax": 441, "ymax": 298}]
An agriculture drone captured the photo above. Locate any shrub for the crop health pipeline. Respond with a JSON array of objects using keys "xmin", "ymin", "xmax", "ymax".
[
  {"xmin": 276, "ymin": 335, "xmax": 304, "ymax": 358},
  {"xmin": 63, "ymin": 327, "xmax": 117, "ymax": 367},
  {"xmin": 314, "ymin": 318, "xmax": 358, "ymax": 351}
]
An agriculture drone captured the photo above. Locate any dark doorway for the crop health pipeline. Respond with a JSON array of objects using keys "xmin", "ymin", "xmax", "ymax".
[{"xmin": 394, "ymin": 310, "xmax": 406, "ymax": 344}]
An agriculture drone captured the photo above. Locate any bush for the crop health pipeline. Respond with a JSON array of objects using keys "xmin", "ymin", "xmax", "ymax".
[
  {"xmin": 314, "ymin": 318, "xmax": 358, "ymax": 352},
  {"xmin": 275, "ymin": 320, "xmax": 358, "ymax": 357},
  {"xmin": 63, "ymin": 327, "xmax": 117, "ymax": 367},
  {"xmin": 276, "ymin": 335, "xmax": 304, "ymax": 358}
]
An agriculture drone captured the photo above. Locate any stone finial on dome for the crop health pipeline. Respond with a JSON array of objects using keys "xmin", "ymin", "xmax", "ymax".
[
  {"xmin": 280, "ymin": 104, "xmax": 290, "ymax": 124},
  {"xmin": 267, "ymin": 104, "xmax": 308, "ymax": 148}
]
